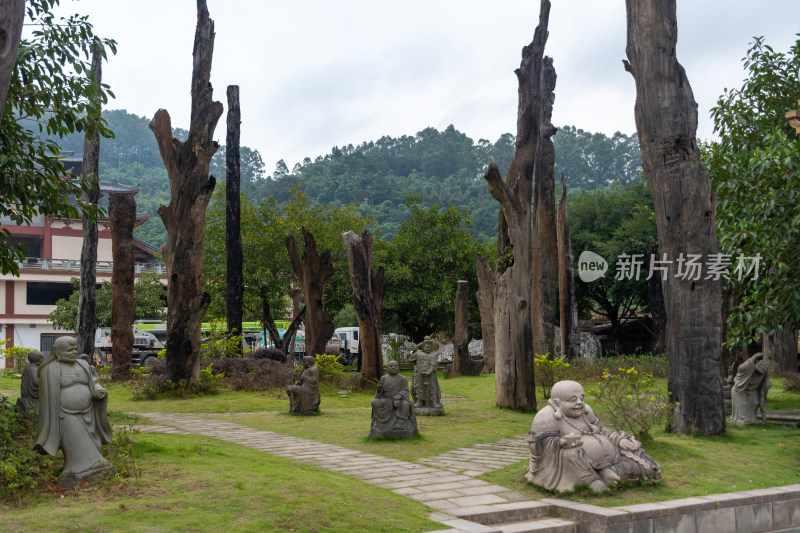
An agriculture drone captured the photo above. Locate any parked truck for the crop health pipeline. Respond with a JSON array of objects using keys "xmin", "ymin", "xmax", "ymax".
[
  {"xmin": 94, "ymin": 326, "xmax": 164, "ymax": 367},
  {"xmin": 334, "ymin": 326, "xmax": 360, "ymax": 365}
]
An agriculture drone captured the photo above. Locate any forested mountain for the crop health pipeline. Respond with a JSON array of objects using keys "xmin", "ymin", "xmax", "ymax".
[{"xmin": 50, "ymin": 110, "xmax": 642, "ymax": 245}]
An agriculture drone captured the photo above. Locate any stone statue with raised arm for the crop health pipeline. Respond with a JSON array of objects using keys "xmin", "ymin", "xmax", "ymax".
[
  {"xmin": 526, "ymin": 380, "xmax": 661, "ymax": 493},
  {"xmin": 407, "ymin": 336, "xmax": 444, "ymax": 415},
  {"xmin": 729, "ymin": 352, "xmax": 771, "ymax": 424},
  {"xmin": 15, "ymin": 350, "xmax": 43, "ymax": 417},
  {"xmin": 369, "ymin": 360, "xmax": 417, "ymax": 439},
  {"xmin": 34, "ymin": 336, "xmax": 113, "ymax": 487},
  {"xmin": 286, "ymin": 355, "xmax": 321, "ymax": 415}
]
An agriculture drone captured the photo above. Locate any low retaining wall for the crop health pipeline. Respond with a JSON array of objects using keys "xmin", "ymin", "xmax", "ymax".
[{"xmin": 543, "ymin": 484, "xmax": 800, "ymax": 533}]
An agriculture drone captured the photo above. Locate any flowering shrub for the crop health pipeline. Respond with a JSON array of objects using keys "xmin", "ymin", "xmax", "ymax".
[
  {"xmin": 534, "ymin": 353, "xmax": 570, "ymax": 399},
  {"xmin": 313, "ymin": 353, "xmax": 345, "ymax": 383},
  {"xmin": 589, "ymin": 367, "xmax": 674, "ymax": 442}
]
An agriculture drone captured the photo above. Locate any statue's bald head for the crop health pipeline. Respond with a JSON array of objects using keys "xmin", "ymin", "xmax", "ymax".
[
  {"xmin": 551, "ymin": 380, "xmax": 583, "ymax": 400},
  {"xmin": 52, "ymin": 336, "xmax": 78, "ymax": 362}
]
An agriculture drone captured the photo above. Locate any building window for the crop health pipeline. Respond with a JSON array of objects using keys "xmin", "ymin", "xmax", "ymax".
[
  {"xmin": 9, "ymin": 235, "xmax": 43, "ymax": 258},
  {"xmin": 26, "ymin": 282, "xmax": 75, "ymax": 306}
]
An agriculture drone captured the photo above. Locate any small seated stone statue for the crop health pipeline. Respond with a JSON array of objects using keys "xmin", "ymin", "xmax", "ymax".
[
  {"xmin": 369, "ymin": 360, "xmax": 417, "ymax": 439},
  {"xmin": 34, "ymin": 336, "xmax": 113, "ymax": 487},
  {"xmin": 286, "ymin": 356, "xmax": 320, "ymax": 415},
  {"xmin": 15, "ymin": 350, "xmax": 43, "ymax": 417},
  {"xmin": 729, "ymin": 352, "xmax": 771, "ymax": 424},
  {"xmin": 526, "ymin": 380, "xmax": 661, "ymax": 493},
  {"xmin": 408, "ymin": 336, "xmax": 444, "ymax": 415}
]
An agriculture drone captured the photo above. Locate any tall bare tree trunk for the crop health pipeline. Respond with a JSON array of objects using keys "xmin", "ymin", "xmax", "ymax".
[
  {"xmin": 763, "ymin": 323, "xmax": 798, "ymax": 375},
  {"xmin": 110, "ymin": 195, "xmax": 135, "ymax": 380},
  {"xmin": 343, "ymin": 230, "xmax": 385, "ymax": 387},
  {"xmin": 483, "ymin": 0, "xmax": 550, "ymax": 411},
  {"xmin": 625, "ymin": 0, "xmax": 725, "ymax": 434},
  {"xmin": 287, "ymin": 228, "xmax": 335, "ymax": 357},
  {"xmin": 0, "ymin": 0, "xmax": 24, "ymax": 121},
  {"xmin": 557, "ymin": 176, "xmax": 579, "ymax": 360},
  {"xmin": 646, "ymin": 240, "xmax": 667, "ymax": 355},
  {"xmin": 225, "ymin": 85, "xmax": 243, "ymax": 356},
  {"xmin": 150, "ymin": 0, "xmax": 223, "ymax": 385},
  {"xmin": 475, "ymin": 253, "xmax": 495, "ymax": 373},
  {"xmin": 77, "ymin": 43, "xmax": 102, "ymax": 358},
  {"xmin": 453, "ymin": 280, "xmax": 481, "ymax": 377},
  {"xmin": 532, "ymin": 57, "xmax": 558, "ymax": 360}
]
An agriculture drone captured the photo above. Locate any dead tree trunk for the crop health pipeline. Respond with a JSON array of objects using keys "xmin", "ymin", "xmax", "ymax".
[
  {"xmin": 557, "ymin": 176, "xmax": 580, "ymax": 360},
  {"xmin": 150, "ymin": 0, "xmax": 223, "ymax": 385},
  {"xmin": 76, "ymin": 43, "xmax": 103, "ymax": 358},
  {"xmin": 343, "ymin": 230, "xmax": 385, "ymax": 387},
  {"xmin": 625, "ymin": 0, "xmax": 725, "ymax": 434},
  {"xmin": 282, "ymin": 306, "xmax": 305, "ymax": 358},
  {"xmin": 532, "ymin": 57, "xmax": 558, "ymax": 360},
  {"xmin": 763, "ymin": 323, "xmax": 798, "ymax": 375},
  {"xmin": 225, "ymin": 85, "xmax": 243, "ymax": 357},
  {"xmin": 0, "ymin": 0, "xmax": 24, "ymax": 121},
  {"xmin": 109, "ymin": 194, "xmax": 136, "ymax": 380},
  {"xmin": 484, "ymin": 0, "xmax": 550, "ymax": 411},
  {"xmin": 474, "ymin": 253, "xmax": 495, "ymax": 373},
  {"xmin": 646, "ymin": 240, "xmax": 667, "ymax": 355},
  {"xmin": 453, "ymin": 280, "xmax": 481, "ymax": 376},
  {"xmin": 287, "ymin": 228, "xmax": 335, "ymax": 357}
]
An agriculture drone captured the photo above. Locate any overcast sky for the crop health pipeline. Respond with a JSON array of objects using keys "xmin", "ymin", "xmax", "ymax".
[{"xmin": 54, "ymin": 0, "xmax": 800, "ymax": 173}]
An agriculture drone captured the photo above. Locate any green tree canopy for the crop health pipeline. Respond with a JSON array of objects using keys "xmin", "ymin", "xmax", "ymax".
[
  {"xmin": 49, "ymin": 272, "xmax": 166, "ymax": 331},
  {"xmin": 376, "ymin": 196, "xmax": 492, "ymax": 341},
  {"xmin": 706, "ymin": 35, "xmax": 800, "ymax": 343},
  {"xmin": 569, "ymin": 182, "xmax": 658, "ymax": 352},
  {"xmin": 0, "ymin": 0, "xmax": 116, "ymax": 275}
]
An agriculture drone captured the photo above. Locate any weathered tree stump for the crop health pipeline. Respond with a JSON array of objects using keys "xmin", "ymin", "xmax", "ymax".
[
  {"xmin": 76, "ymin": 44, "xmax": 103, "ymax": 358},
  {"xmin": 624, "ymin": 0, "xmax": 725, "ymax": 434},
  {"xmin": 483, "ymin": 0, "xmax": 551, "ymax": 411},
  {"xmin": 557, "ymin": 176, "xmax": 579, "ymax": 360},
  {"xmin": 287, "ymin": 228, "xmax": 335, "ymax": 358},
  {"xmin": 110, "ymin": 194, "xmax": 136, "ymax": 380},
  {"xmin": 474, "ymin": 253, "xmax": 495, "ymax": 374},
  {"xmin": 452, "ymin": 280, "xmax": 481, "ymax": 377},
  {"xmin": 343, "ymin": 230, "xmax": 385, "ymax": 387},
  {"xmin": 532, "ymin": 57, "xmax": 558, "ymax": 361},
  {"xmin": 150, "ymin": 0, "xmax": 223, "ymax": 385},
  {"xmin": 226, "ymin": 85, "xmax": 244, "ymax": 357}
]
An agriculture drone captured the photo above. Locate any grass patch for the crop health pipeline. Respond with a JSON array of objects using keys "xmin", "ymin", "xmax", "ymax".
[
  {"xmin": 0, "ymin": 371, "xmax": 21, "ymax": 394},
  {"xmin": 0, "ymin": 432, "xmax": 442, "ymax": 532},
  {"xmin": 481, "ymin": 423, "xmax": 800, "ymax": 507}
]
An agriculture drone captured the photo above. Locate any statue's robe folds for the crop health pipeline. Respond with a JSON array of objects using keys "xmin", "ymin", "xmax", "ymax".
[
  {"xmin": 525, "ymin": 405, "xmax": 660, "ymax": 493},
  {"xmin": 34, "ymin": 357, "xmax": 112, "ymax": 477},
  {"xmin": 15, "ymin": 362, "xmax": 40, "ymax": 415},
  {"xmin": 287, "ymin": 366, "xmax": 320, "ymax": 414},
  {"xmin": 730, "ymin": 353, "xmax": 771, "ymax": 424},
  {"xmin": 370, "ymin": 373, "xmax": 417, "ymax": 439}
]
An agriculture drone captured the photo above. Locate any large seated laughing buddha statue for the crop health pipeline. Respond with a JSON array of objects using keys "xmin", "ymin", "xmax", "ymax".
[{"xmin": 525, "ymin": 380, "xmax": 661, "ymax": 493}]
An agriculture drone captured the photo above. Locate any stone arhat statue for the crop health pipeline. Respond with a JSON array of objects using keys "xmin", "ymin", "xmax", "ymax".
[
  {"xmin": 286, "ymin": 355, "xmax": 321, "ymax": 415},
  {"xmin": 407, "ymin": 336, "xmax": 444, "ymax": 415},
  {"xmin": 729, "ymin": 352, "xmax": 771, "ymax": 424},
  {"xmin": 34, "ymin": 336, "xmax": 113, "ymax": 487},
  {"xmin": 369, "ymin": 360, "xmax": 417, "ymax": 439},
  {"xmin": 15, "ymin": 350, "xmax": 44, "ymax": 417},
  {"xmin": 526, "ymin": 380, "xmax": 661, "ymax": 493}
]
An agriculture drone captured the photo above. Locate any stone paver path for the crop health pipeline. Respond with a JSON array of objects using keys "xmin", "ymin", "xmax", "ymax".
[
  {"xmin": 135, "ymin": 412, "xmax": 534, "ymax": 531},
  {"xmin": 417, "ymin": 434, "xmax": 529, "ymax": 476}
]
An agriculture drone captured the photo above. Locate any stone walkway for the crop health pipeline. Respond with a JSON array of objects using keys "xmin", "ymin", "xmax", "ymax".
[{"xmin": 134, "ymin": 412, "xmax": 553, "ymax": 532}]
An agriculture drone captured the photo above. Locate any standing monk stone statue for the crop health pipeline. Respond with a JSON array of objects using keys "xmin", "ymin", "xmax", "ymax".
[
  {"xmin": 729, "ymin": 352, "xmax": 771, "ymax": 424},
  {"xmin": 370, "ymin": 360, "xmax": 417, "ymax": 439},
  {"xmin": 408, "ymin": 336, "xmax": 444, "ymax": 415},
  {"xmin": 526, "ymin": 380, "xmax": 661, "ymax": 493},
  {"xmin": 34, "ymin": 336, "xmax": 113, "ymax": 487},
  {"xmin": 286, "ymin": 356, "xmax": 321, "ymax": 415},
  {"xmin": 15, "ymin": 350, "xmax": 44, "ymax": 417}
]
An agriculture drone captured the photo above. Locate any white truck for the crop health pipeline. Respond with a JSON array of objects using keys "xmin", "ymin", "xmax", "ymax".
[
  {"xmin": 334, "ymin": 326, "xmax": 360, "ymax": 365},
  {"xmin": 94, "ymin": 326, "xmax": 164, "ymax": 367}
]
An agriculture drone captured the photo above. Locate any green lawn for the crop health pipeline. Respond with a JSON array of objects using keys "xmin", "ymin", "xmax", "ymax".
[{"xmin": 3, "ymin": 366, "xmax": 799, "ymax": 530}]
